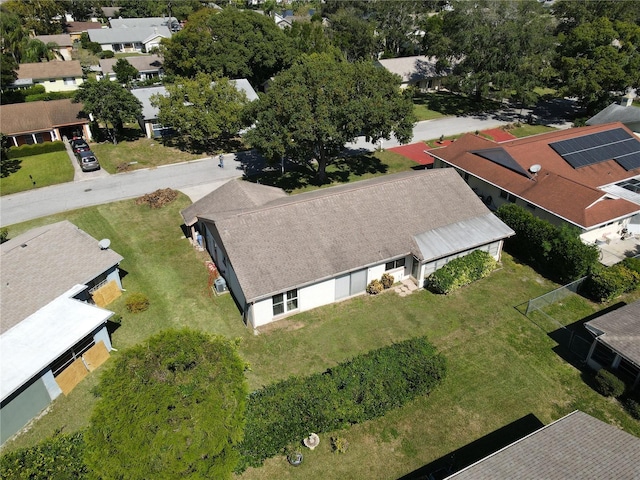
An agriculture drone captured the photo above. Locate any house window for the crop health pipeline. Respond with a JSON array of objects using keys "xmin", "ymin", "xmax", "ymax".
[
  {"xmin": 464, "ymin": 172, "xmax": 470, "ymax": 182},
  {"xmin": 500, "ymin": 189, "xmax": 508, "ymax": 199},
  {"xmin": 385, "ymin": 258, "xmax": 405, "ymax": 270},
  {"xmin": 64, "ymin": 77, "xmax": 76, "ymax": 85},
  {"xmin": 526, "ymin": 202, "xmax": 536, "ymax": 210},
  {"xmin": 273, "ymin": 288, "xmax": 298, "ymax": 316}
]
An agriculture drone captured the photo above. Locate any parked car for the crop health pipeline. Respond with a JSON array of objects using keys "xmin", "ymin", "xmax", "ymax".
[
  {"xmin": 70, "ymin": 138, "xmax": 90, "ymax": 154},
  {"xmin": 76, "ymin": 150, "xmax": 100, "ymax": 172}
]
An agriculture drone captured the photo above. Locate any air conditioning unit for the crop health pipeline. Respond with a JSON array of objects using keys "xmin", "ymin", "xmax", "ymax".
[{"xmin": 214, "ymin": 277, "xmax": 227, "ymax": 294}]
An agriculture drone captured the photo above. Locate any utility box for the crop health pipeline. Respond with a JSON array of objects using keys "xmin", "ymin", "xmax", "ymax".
[{"xmin": 214, "ymin": 277, "xmax": 227, "ymax": 294}]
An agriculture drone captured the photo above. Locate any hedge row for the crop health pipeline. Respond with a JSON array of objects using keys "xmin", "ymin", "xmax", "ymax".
[
  {"xmin": 237, "ymin": 336, "xmax": 446, "ymax": 470},
  {"xmin": 583, "ymin": 257, "xmax": 640, "ymax": 302},
  {"xmin": 496, "ymin": 203, "xmax": 599, "ymax": 283},
  {"xmin": 26, "ymin": 91, "xmax": 76, "ymax": 102},
  {"xmin": 0, "ymin": 432, "xmax": 87, "ymax": 480},
  {"xmin": 6, "ymin": 141, "xmax": 66, "ymax": 159},
  {"xmin": 426, "ymin": 250, "xmax": 497, "ymax": 294}
]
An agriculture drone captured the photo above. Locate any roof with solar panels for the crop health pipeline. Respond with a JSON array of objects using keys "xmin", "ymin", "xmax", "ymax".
[{"xmin": 430, "ymin": 122, "xmax": 640, "ymax": 229}]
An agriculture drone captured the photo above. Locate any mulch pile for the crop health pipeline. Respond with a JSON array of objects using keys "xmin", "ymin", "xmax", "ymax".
[{"xmin": 135, "ymin": 188, "xmax": 179, "ymax": 208}]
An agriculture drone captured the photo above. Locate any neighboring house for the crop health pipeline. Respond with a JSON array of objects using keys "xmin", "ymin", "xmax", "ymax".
[
  {"xmin": 0, "ymin": 221, "xmax": 123, "ymax": 445},
  {"xmin": 185, "ymin": 170, "xmax": 514, "ymax": 328},
  {"xmin": 109, "ymin": 16, "xmax": 180, "ymax": 32},
  {"xmin": 13, "ymin": 60, "xmax": 84, "ymax": 92},
  {"xmin": 585, "ymin": 300, "xmax": 640, "ymax": 389},
  {"xmin": 587, "ymin": 91, "xmax": 640, "ymax": 133},
  {"xmin": 376, "ymin": 55, "xmax": 451, "ymax": 91},
  {"xmin": 446, "ymin": 411, "xmax": 640, "ymax": 479},
  {"xmin": 273, "ymin": 9, "xmax": 314, "ymax": 28},
  {"xmin": 33, "ymin": 34, "xmax": 74, "ymax": 61},
  {"xmin": 430, "ymin": 122, "xmax": 640, "ymax": 249},
  {"xmin": 130, "ymin": 79, "xmax": 259, "ymax": 138},
  {"xmin": 65, "ymin": 21, "xmax": 105, "ymax": 42},
  {"xmin": 88, "ymin": 25, "xmax": 171, "ymax": 53},
  {"xmin": 98, "ymin": 54, "xmax": 163, "ymax": 82},
  {"xmin": 0, "ymin": 99, "xmax": 91, "ymax": 146}
]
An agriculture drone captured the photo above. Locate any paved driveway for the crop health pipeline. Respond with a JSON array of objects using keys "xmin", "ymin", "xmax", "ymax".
[{"xmin": 65, "ymin": 138, "xmax": 110, "ymax": 181}]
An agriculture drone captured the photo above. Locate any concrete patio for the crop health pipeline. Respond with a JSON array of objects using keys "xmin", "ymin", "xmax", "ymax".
[{"xmin": 597, "ymin": 234, "xmax": 640, "ymax": 266}]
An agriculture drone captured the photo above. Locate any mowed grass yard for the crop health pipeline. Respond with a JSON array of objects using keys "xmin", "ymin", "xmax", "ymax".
[
  {"xmin": 0, "ymin": 151, "xmax": 74, "ymax": 196},
  {"xmin": 90, "ymin": 137, "xmax": 203, "ymax": 173}
]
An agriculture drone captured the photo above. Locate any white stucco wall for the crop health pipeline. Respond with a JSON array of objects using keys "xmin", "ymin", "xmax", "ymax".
[{"xmin": 35, "ymin": 77, "xmax": 83, "ymax": 92}]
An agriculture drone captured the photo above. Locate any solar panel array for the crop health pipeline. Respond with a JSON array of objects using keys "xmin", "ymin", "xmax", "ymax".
[{"xmin": 549, "ymin": 128, "xmax": 640, "ymax": 171}]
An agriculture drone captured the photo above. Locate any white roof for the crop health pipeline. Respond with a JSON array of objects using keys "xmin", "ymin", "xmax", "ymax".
[
  {"xmin": 0, "ymin": 285, "xmax": 113, "ymax": 402},
  {"xmin": 88, "ymin": 26, "xmax": 171, "ymax": 45}
]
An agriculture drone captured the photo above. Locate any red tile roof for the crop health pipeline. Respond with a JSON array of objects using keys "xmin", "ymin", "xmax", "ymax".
[{"xmin": 431, "ymin": 123, "xmax": 640, "ymax": 229}]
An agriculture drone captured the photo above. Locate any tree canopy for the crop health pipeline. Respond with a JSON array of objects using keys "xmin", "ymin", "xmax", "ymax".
[
  {"xmin": 113, "ymin": 58, "xmax": 139, "ymax": 85},
  {"xmin": 153, "ymin": 73, "xmax": 250, "ymax": 154},
  {"xmin": 423, "ymin": 0, "xmax": 555, "ymax": 102},
  {"xmin": 245, "ymin": 54, "xmax": 415, "ymax": 182},
  {"xmin": 162, "ymin": 8, "xmax": 295, "ymax": 87},
  {"xmin": 84, "ymin": 329, "xmax": 248, "ymax": 480},
  {"xmin": 74, "ymin": 79, "xmax": 142, "ymax": 144},
  {"xmin": 2, "ymin": 0, "xmax": 65, "ymax": 35}
]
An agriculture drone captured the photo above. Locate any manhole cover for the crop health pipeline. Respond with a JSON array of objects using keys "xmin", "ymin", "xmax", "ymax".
[{"xmin": 84, "ymin": 188, "xmax": 92, "ymax": 192}]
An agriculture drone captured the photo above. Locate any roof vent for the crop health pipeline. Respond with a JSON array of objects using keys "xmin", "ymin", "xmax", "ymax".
[
  {"xmin": 98, "ymin": 238, "xmax": 111, "ymax": 250},
  {"xmin": 529, "ymin": 164, "xmax": 541, "ymax": 173}
]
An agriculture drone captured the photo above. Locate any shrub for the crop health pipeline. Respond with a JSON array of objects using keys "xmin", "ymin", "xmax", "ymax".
[
  {"xmin": 237, "ymin": 337, "xmax": 446, "ymax": 471},
  {"xmin": 621, "ymin": 256, "xmax": 640, "ymax": 275},
  {"xmin": 0, "ymin": 227, "xmax": 8, "ymax": 244},
  {"xmin": 366, "ymin": 279, "xmax": 383, "ymax": 295},
  {"xmin": 25, "ymin": 91, "xmax": 76, "ymax": 102},
  {"xmin": 593, "ymin": 369, "xmax": 626, "ymax": 397},
  {"xmin": 331, "ymin": 436, "xmax": 349, "ymax": 453},
  {"xmin": 624, "ymin": 398, "xmax": 640, "ymax": 420},
  {"xmin": 584, "ymin": 264, "xmax": 640, "ymax": 303},
  {"xmin": 125, "ymin": 292, "xmax": 149, "ymax": 313},
  {"xmin": 99, "ymin": 50, "xmax": 114, "ymax": 59},
  {"xmin": 380, "ymin": 273, "xmax": 394, "ymax": 289},
  {"xmin": 6, "ymin": 141, "xmax": 66, "ymax": 159},
  {"xmin": 496, "ymin": 204, "xmax": 599, "ymax": 282},
  {"xmin": 0, "ymin": 431, "xmax": 87, "ymax": 479},
  {"xmin": 427, "ymin": 250, "xmax": 497, "ymax": 294}
]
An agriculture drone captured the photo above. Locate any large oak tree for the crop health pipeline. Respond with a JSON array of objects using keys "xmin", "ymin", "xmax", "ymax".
[{"xmin": 245, "ymin": 54, "xmax": 415, "ymax": 183}]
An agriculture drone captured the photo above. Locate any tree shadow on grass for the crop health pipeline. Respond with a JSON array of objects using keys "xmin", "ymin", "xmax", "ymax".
[
  {"xmin": 245, "ymin": 153, "xmax": 388, "ymax": 192},
  {"xmin": 1, "ymin": 158, "xmax": 22, "ymax": 178},
  {"xmin": 413, "ymin": 91, "xmax": 501, "ymax": 116}
]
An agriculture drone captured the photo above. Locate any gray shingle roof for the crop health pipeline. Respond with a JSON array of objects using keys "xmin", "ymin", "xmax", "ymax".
[
  {"xmin": 16, "ymin": 60, "xmax": 82, "ymax": 81},
  {"xmin": 376, "ymin": 55, "xmax": 448, "ymax": 83},
  {"xmin": 88, "ymin": 26, "xmax": 171, "ymax": 45},
  {"xmin": 447, "ymin": 411, "xmax": 640, "ymax": 479},
  {"xmin": 1, "ymin": 221, "xmax": 123, "ymax": 333},
  {"xmin": 34, "ymin": 34, "xmax": 73, "ymax": 47},
  {"xmin": 586, "ymin": 301, "xmax": 640, "ymax": 367},
  {"xmin": 0, "ymin": 99, "xmax": 88, "ymax": 136},
  {"xmin": 201, "ymin": 169, "xmax": 511, "ymax": 302},
  {"xmin": 586, "ymin": 103, "xmax": 640, "ymax": 132},
  {"xmin": 109, "ymin": 17, "xmax": 178, "ymax": 29},
  {"xmin": 181, "ymin": 178, "xmax": 288, "ymax": 226}
]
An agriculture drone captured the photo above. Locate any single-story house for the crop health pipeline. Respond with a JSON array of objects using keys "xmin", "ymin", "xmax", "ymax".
[
  {"xmin": 587, "ymin": 91, "xmax": 640, "ymax": 133},
  {"xmin": 446, "ymin": 411, "xmax": 640, "ymax": 479},
  {"xmin": 65, "ymin": 21, "xmax": 105, "ymax": 42},
  {"xmin": 98, "ymin": 54, "xmax": 163, "ymax": 82},
  {"xmin": 185, "ymin": 170, "xmax": 514, "ymax": 328},
  {"xmin": 33, "ymin": 34, "xmax": 74, "ymax": 61},
  {"xmin": 0, "ymin": 99, "xmax": 91, "ymax": 146},
  {"xmin": 585, "ymin": 300, "xmax": 640, "ymax": 389},
  {"xmin": 0, "ymin": 221, "xmax": 123, "ymax": 445},
  {"xmin": 109, "ymin": 16, "xmax": 180, "ymax": 32},
  {"xmin": 376, "ymin": 55, "xmax": 451, "ymax": 91},
  {"xmin": 430, "ymin": 122, "xmax": 640, "ymax": 248},
  {"xmin": 12, "ymin": 60, "xmax": 84, "ymax": 92},
  {"xmin": 130, "ymin": 79, "xmax": 259, "ymax": 138},
  {"xmin": 87, "ymin": 25, "xmax": 171, "ymax": 53}
]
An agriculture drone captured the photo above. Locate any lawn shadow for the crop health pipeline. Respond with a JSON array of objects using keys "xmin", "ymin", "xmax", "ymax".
[
  {"xmin": 413, "ymin": 91, "xmax": 501, "ymax": 117},
  {"xmin": 1, "ymin": 158, "xmax": 22, "ymax": 178},
  {"xmin": 397, "ymin": 413, "xmax": 544, "ymax": 479},
  {"xmin": 244, "ymin": 153, "xmax": 387, "ymax": 193}
]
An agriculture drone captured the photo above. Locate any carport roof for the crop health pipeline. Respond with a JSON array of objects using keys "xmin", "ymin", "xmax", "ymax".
[{"xmin": 585, "ymin": 300, "xmax": 640, "ymax": 367}]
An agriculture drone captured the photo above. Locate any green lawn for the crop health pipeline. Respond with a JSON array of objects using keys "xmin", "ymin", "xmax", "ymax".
[
  {"xmin": 413, "ymin": 103, "xmax": 446, "ymax": 122},
  {"xmin": 90, "ymin": 137, "xmax": 203, "ymax": 173},
  {"xmin": 0, "ymin": 151, "xmax": 74, "ymax": 196},
  {"xmin": 508, "ymin": 124, "xmax": 557, "ymax": 138},
  {"xmin": 2, "ymin": 190, "xmax": 638, "ymax": 479}
]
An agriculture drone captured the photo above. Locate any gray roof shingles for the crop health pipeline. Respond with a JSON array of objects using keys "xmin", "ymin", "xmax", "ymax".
[
  {"xmin": 200, "ymin": 170, "xmax": 511, "ymax": 302},
  {"xmin": 448, "ymin": 411, "xmax": 640, "ymax": 479},
  {"xmin": 586, "ymin": 301, "xmax": 640, "ymax": 367},
  {"xmin": 88, "ymin": 26, "xmax": 171, "ymax": 45},
  {"xmin": 1, "ymin": 221, "xmax": 123, "ymax": 333}
]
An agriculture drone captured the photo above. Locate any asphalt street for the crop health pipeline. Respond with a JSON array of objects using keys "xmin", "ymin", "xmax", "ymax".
[{"xmin": 0, "ymin": 106, "xmax": 573, "ymax": 227}]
